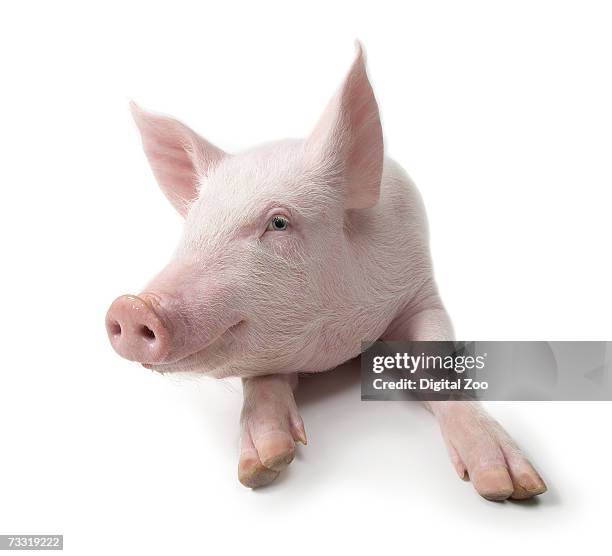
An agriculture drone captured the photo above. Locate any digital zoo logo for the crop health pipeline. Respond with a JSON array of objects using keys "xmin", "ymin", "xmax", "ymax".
[
  {"xmin": 372, "ymin": 349, "xmax": 489, "ymax": 393},
  {"xmin": 360, "ymin": 341, "xmax": 612, "ymax": 401}
]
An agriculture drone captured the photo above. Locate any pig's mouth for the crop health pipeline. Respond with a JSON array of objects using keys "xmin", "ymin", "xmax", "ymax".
[{"xmin": 141, "ymin": 320, "xmax": 245, "ymax": 372}]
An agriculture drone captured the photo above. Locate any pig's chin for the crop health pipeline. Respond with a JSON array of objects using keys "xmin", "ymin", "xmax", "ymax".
[{"xmin": 141, "ymin": 321, "xmax": 244, "ymax": 376}]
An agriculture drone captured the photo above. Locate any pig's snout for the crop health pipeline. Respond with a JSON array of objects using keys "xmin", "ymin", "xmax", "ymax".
[{"xmin": 105, "ymin": 295, "xmax": 171, "ymax": 363}]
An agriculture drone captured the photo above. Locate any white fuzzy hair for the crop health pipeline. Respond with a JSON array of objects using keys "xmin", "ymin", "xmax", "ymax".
[{"xmin": 157, "ymin": 139, "xmax": 437, "ymax": 379}]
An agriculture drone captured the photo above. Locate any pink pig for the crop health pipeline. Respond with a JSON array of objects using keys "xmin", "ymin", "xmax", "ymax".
[{"xmin": 106, "ymin": 43, "xmax": 546, "ymax": 499}]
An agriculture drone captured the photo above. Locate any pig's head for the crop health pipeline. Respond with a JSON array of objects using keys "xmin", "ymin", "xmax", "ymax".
[{"xmin": 105, "ymin": 43, "xmax": 383, "ymax": 378}]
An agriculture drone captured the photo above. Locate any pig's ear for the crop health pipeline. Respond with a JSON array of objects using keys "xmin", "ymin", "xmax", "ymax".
[
  {"xmin": 304, "ymin": 42, "xmax": 383, "ymax": 210},
  {"xmin": 130, "ymin": 102, "xmax": 227, "ymax": 216}
]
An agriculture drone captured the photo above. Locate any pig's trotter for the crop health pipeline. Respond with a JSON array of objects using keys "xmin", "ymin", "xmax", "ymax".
[
  {"xmin": 238, "ymin": 373, "xmax": 306, "ymax": 488},
  {"xmin": 430, "ymin": 400, "xmax": 547, "ymax": 500},
  {"xmin": 385, "ymin": 295, "xmax": 547, "ymax": 501}
]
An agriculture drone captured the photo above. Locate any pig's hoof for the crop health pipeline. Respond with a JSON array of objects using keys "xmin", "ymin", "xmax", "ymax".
[
  {"xmin": 238, "ymin": 374, "xmax": 306, "ymax": 488},
  {"xmin": 257, "ymin": 431, "xmax": 296, "ymax": 471},
  {"xmin": 238, "ymin": 431, "xmax": 296, "ymax": 489},
  {"xmin": 238, "ymin": 450, "xmax": 280, "ymax": 488},
  {"xmin": 238, "ymin": 408, "xmax": 305, "ymax": 489},
  {"xmin": 438, "ymin": 404, "xmax": 547, "ymax": 501}
]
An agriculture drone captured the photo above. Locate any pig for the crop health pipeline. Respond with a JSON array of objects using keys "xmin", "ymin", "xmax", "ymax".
[{"xmin": 106, "ymin": 43, "xmax": 547, "ymax": 500}]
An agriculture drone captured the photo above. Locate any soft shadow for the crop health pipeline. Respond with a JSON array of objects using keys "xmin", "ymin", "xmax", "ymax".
[
  {"xmin": 295, "ymin": 357, "xmax": 362, "ymax": 408},
  {"xmin": 507, "ymin": 485, "xmax": 562, "ymax": 508}
]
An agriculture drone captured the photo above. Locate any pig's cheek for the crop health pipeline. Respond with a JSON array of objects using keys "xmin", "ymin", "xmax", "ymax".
[{"xmin": 263, "ymin": 235, "xmax": 302, "ymax": 260}]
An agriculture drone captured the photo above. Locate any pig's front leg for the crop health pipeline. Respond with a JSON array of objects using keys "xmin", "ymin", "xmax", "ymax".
[
  {"xmin": 384, "ymin": 297, "xmax": 547, "ymax": 501},
  {"xmin": 238, "ymin": 373, "xmax": 306, "ymax": 488}
]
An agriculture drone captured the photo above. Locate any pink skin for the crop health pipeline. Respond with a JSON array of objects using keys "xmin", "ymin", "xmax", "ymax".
[
  {"xmin": 106, "ymin": 43, "xmax": 546, "ymax": 499},
  {"xmin": 239, "ymin": 373, "xmax": 306, "ymax": 488},
  {"xmin": 106, "ymin": 257, "xmax": 243, "ymax": 367}
]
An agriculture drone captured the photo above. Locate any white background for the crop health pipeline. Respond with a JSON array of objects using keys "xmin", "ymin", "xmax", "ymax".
[{"xmin": 1, "ymin": 1, "xmax": 611, "ymax": 554}]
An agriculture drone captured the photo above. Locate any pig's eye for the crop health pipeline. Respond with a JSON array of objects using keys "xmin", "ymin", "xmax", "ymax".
[{"xmin": 266, "ymin": 215, "xmax": 289, "ymax": 232}]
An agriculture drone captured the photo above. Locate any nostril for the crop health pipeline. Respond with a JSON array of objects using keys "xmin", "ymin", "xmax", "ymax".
[
  {"xmin": 106, "ymin": 294, "xmax": 170, "ymax": 363},
  {"xmin": 109, "ymin": 321, "xmax": 122, "ymax": 337},
  {"xmin": 140, "ymin": 325, "xmax": 156, "ymax": 342}
]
